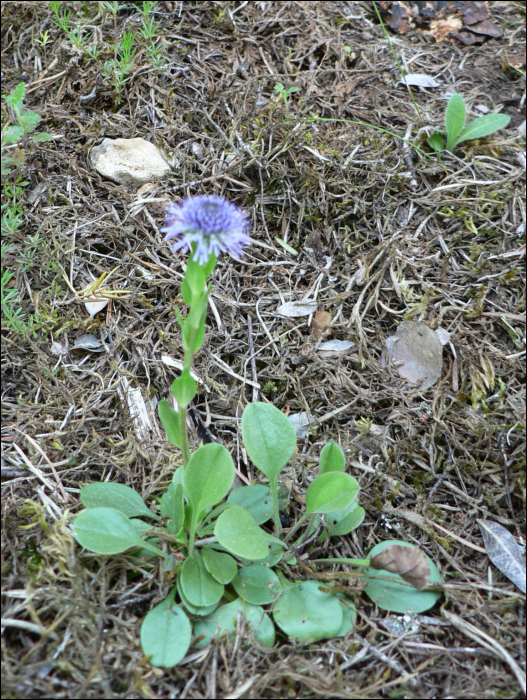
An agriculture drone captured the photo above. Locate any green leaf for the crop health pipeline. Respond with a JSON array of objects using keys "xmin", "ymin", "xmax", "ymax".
[
  {"xmin": 2, "ymin": 125, "xmax": 24, "ymax": 143},
  {"xmin": 158, "ymin": 399, "xmax": 182, "ymax": 447},
  {"xmin": 180, "ymin": 551, "xmax": 224, "ymax": 608},
  {"xmin": 445, "ymin": 93, "xmax": 466, "ymax": 151},
  {"xmin": 202, "ymin": 254, "xmax": 217, "ymax": 277},
  {"xmin": 426, "ymin": 133, "xmax": 444, "ymax": 153},
  {"xmin": 185, "ymin": 259, "xmax": 206, "ymax": 295},
  {"xmin": 453, "ymin": 113, "xmax": 510, "ymax": 147},
  {"xmin": 227, "ymin": 484, "xmax": 274, "ymax": 525},
  {"xmin": 185, "ymin": 443, "xmax": 235, "ymax": 516},
  {"xmin": 3, "ymin": 82, "xmax": 26, "ymax": 106},
  {"xmin": 182, "ymin": 298, "xmax": 208, "ymax": 353},
  {"xmin": 238, "ymin": 540, "xmax": 284, "ymax": 567},
  {"xmin": 325, "ymin": 501, "xmax": 365, "ymax": 536},
  {"xmin": 73, "ymin": 507, "xmax": 145, "ymax": 554},
  {"xmin": 177, "ymin": 582, "xmax": 220, "ymax": 618},
  {"xmin": 202, "ymin": 545, "xmax": 238, "ymax": 584},
  {"xmin": 274, "ymin": 237, "xmax": 298, "ymax": 256},
  {"xmin": 171, "ymin": 370, "xmax": 197, "ymax": 408},
  {"xmin": 80, "ymin": 482, "xmax": 160, "ymax": 520},
  {"xmin": 193, "ymin": 599, "xmax": 275, "ymax": 649},
  {"xmin": 319, "ymin": 441, "xmax": 345, "ymax": 474},
  {"xmin": 214, "ymin": 505, "xmax": 271, "ymax": 560},
  {"xmin": 140, "ymin": 595, "xmax": 191, "ymax": 667},
  {"xmin": 31, "ymin": 132, "xmax": 54, "ymax": 142},
  {"xmin": 19, "ymin": 110, "xmax": 41, "ymax": 134},
  {"xmin": 242, "ymin": 402, "xmax": 296, "ymax": 481},
  {"xmin": 172, "ymin": 465, "xmax": 184, "ymax": 487},
  {"xmin": 305, "ymin": 472, "xmax": 359, "ymax": 514},
  {"xmin": 160, "ymin": 482, "xmax": 184, "ymax": 534},
  {"xmin": 273, "ymin": 581, "xmax": 343, "ymax": 642},
  {"xmin": 363, "ymin": 540, "xmax": 442, "ymax": 613},
  {"xmin": 232, "ymin": 564, "xmax": 281, "ymax": 605}
]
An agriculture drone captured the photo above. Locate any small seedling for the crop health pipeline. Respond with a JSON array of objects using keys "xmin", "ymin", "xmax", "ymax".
[
  {"xmin": 427, "ymin": 93, "xmax": 510, "ymax": 154},
  {"xmin": 50, "ymin": 0, "xmax": 92, "ymax": 52},
  {"xmin": 274, "ymin": 83, "xmax": 300, "ymax": 111},
  {"xmin": 1, "ymin": 83, "xmax": 53, "ymax": 336},
  {"xmin": 139, "ymin": 1, "xmax": 165, "ymax": 69},
  {"xmin": 102, "ymin": 30, "xmax": 138, "ymax": 100}
]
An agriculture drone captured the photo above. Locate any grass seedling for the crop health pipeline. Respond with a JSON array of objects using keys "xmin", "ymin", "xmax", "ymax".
[{"xmin": 274, "ymin": 83, "xmax": 300, "ymax": 112}]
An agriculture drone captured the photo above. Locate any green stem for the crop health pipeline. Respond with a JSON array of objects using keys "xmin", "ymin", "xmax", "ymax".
[
  {"xmin": 270, "ymin": 477, "xmax": 281, "ymax": 538},
  {"xmin": 179, "ymin": 406, "xmax": 190, "ymax": 468},
  {"xmin": 310, "ymin": 557, "xmax": 371, "ymax": 567},
  {"xmin": 187, "ymin": 515, "xmax": 197, "ymax": 556},
  {"xmin": 178, "ymin": 343, "xmax": 194, "ymax": 469},
  {"xmin": 297, "ymin": 514, "xmax": 316, "ymax": 546},
  {"xmin": 283, "ymin": 512, "xmax": 309, "ymax": 544}
]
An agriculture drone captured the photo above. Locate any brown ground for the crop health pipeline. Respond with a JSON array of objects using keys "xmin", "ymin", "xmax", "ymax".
[{"xmin": 1, "ymin": 1, "xmax": 525, "ymax": 698}]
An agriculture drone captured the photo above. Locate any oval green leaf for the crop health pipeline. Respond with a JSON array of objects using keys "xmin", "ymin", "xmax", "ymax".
[
  {"xmin": 363, "ymin": 540, "xmax": 442, "ymax": 613},
  {"xmin": 202, "ymin": 545, "xmax": 238, "ymax": 584},
  {"xmin": 171, "ymin": 370, "xmax": 197, "ymax": 409},
  {"xmin": 140, "ymin": 598, "xmax": 191, "ymax": 667},
  {"xmin": 445, "ymin": 93, "xmax": 466, "ymax": 151},
  {"xmin": 232, "ymin": 564, "xmax": 281, "ymax": 605},
  {"xmin": 273, "ymin": 581, "xmax": 343, "ymax": 642},
  {"xmin": 305, "ymin": 472, "xmax": 359, "ymax": 514},
  {"xmin": 319, "ymin": 441, "xmax": 345, "ymax": 474},
  {"xmin": 80, "ymin": 482, "xmax": 160, "ymax": 520},
  {"xmin": 325, "ymin": 501, "xmax": 365, "ymax": 536},
  {"xmin": 454, "ymin": 113, "xmax": 510, "ymax": 147},
  {"xmin": 227, "ymin": 484, "xmax": 274, "ymax": 525},
  {"xmin": 176, "ymin": 576, "xmax": 220, "ymax": 616},
  {"xmin": 158, "ymin": 399, "xmax": 182, "ymax": 448},
  {"xmin": 214, "ymin": 505, "xmax": 270, "ymax": 560},
  {"xmin": 242, "ymin": 402, "xmax": 296, "ymax": 481},
  {"xmin": 184, "ymin": 443, "xmax": 235, "ymax": 514},
  {"xmin": 180, "ymin": 552, "xmax": 224, "ymax": 608},
  {"xmin": 193, "ymin": 599, "xmax": 275, "ymax": 649},
  {"xmin": 73, "ymin": 507, "xmax": 143, "ymax": 554},
  {"xmin": 426, "ymin": 133, "xmax": 445, "ymax": 153}
]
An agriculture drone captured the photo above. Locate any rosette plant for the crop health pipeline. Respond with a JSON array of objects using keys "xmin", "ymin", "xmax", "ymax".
[{"xmin": 72, "ymin": 195, "xmax": 442, "ymax": 667}]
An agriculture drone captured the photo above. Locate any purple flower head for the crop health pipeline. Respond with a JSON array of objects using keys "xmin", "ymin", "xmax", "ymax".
[{"xmin": 161, "ymin": 195, "xmax": 251, "ymax": 265}]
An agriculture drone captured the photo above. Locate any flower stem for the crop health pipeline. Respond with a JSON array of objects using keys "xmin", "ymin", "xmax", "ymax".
[
  {"xmin": 270, "ymin": 477, "xmax": 281, "ymax": 538},
  {"xmin": 310, "ymin": 557, "xmax": 371, "ymax": 567},
  {"xmin": 179, "ymin": 405, "xmax": 190, "ymax": 467}
]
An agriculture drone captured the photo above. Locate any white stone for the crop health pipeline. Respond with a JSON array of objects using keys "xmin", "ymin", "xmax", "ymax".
[{"xmin": 90, "ymin": 137, "xmax": 172, "ymax": 186}]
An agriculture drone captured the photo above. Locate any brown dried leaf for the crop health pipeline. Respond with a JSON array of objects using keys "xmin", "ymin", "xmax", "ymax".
[
  {"xmin": 312, "ymin": 310, "xmax": 332, "ymax": 339},
  {"xmin": 428, "ymin": 17, "xmax": 462, "ymax": 42},
  {"xmin": 369, "ymin": 544, "xmax": 431, "ymax": 590}
]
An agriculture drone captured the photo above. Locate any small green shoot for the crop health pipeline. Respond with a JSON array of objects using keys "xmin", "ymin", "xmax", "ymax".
[
  {"xmin": 274, "ymin": 83, "xmax": 300, "ymax": 111},
  {"xmin": 427, "ymin": 93, "xmax": 510, "ymax": 154}
]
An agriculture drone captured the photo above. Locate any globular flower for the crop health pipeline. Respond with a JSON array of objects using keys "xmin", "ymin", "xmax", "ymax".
[{"xmin": 161, "ymin": 195, "xmax": 251, "ymax": 265}]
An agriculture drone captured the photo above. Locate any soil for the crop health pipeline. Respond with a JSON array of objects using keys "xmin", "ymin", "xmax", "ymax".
[{"xmin": 1, "ymin": 2, "xmax": 525, "ymax": 698}]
